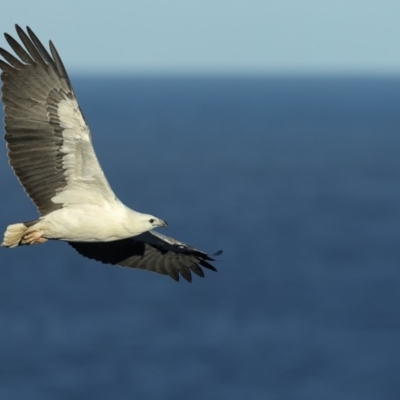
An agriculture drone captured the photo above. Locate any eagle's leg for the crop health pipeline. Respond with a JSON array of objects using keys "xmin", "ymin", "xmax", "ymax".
[{"xmin": 21, "ymin": 231, "xmax": 48, "ymax": 245}]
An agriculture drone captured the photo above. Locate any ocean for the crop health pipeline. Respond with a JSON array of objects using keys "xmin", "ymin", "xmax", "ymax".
[{"xmin": 0, "ymin": 76, "xmax": 400, "ymax": 399}]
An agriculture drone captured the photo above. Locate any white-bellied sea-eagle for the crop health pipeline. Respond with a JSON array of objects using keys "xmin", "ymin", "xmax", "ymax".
[{"xmin": 0, "ymin": 25, "xmax": 221, "ymax": 282}]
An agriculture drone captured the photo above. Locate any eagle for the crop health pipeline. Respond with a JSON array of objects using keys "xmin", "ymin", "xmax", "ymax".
[{"xmin": 0, "ymin": 25, "xmax": 221, "ymax": 282}]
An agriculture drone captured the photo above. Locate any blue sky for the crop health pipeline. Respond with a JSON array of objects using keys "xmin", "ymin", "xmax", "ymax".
[{"xmin": 1, "ymin": 0, "xmax": 400, "ymax": 75}]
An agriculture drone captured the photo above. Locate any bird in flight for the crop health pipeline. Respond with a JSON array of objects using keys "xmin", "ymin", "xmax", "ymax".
[{"xmin": 0, "ymin": 25, "xmax": 220, "ymax": 282}]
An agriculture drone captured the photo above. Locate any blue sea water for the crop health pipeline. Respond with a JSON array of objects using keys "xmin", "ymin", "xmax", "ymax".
[{"xmin": 1, "ymin": 76, "xmax": 400, "ymax": 400}]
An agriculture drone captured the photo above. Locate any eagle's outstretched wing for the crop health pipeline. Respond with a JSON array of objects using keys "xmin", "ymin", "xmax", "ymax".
[
  {"xmin": 0, "ymin": 25, "xmax": 116, "ymax": 216},
  {"xmin": 69, "ymin": 230, "xmax": 221, "ymax": 282}
]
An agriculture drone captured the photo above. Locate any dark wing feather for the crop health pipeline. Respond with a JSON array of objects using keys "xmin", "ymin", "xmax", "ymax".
[
  {"xmin": 0, "ymin": 25, "xmax": 77, "ymax": 215},
  {"xmin": 68, "ymin": 231, "xmax": 221, "ymax": 282}
]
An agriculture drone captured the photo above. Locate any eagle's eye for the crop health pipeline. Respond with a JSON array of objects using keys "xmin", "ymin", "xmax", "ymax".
[{"xmin": 149, "ymin": 219, "xmax": 155, "ymax": 224}]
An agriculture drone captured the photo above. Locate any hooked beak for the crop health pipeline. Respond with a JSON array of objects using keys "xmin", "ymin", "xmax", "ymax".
[{"xmin": 160, "ymin": 219, "xmax": 168, "ymax": 228}]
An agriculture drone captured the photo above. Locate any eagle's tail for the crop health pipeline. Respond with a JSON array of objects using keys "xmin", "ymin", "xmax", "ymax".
[{"xmin": 2, "ymin": 220, "xmax": 42, "ymax": 248}]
